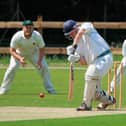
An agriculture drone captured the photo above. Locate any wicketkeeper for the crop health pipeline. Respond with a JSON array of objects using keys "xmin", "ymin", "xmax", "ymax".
[
  {"xmin": 110, "ymin": 39, "xmax": 126, "ymax": 92},
  {"xmin": 63, "ymin": 20, "xmax": 116, "ymax": 110},
  {"xmin": 0, "ymin": 20, "xmax": 56, "ymax": 95}
]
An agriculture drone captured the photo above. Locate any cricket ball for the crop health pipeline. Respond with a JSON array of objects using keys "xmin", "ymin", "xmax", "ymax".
[{"xmin": 39, "ymin": 92, "xmax": 45, "ymax": 98}]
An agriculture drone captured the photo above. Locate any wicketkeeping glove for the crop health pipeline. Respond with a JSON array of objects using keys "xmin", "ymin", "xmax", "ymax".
[{"xmin": 68, "ymin": 53, "xmax": 80, "ymax": 63}]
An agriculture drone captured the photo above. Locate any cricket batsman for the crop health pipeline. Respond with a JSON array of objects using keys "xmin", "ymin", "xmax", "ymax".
[
  {"xmin": 63, "ymin": 20, "xmax": 116, "ymax": 110},
  {"xmin": 0, "ymin": 20, "xmax": 56, "ymax": 95}
]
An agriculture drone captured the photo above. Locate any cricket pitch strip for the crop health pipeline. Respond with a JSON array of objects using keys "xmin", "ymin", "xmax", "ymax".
[{"xmin": 0, "ymin": 106, "xmax": 126, "ymax": 121}]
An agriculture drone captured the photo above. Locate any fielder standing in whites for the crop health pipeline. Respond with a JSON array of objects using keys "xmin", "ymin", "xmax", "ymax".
[
  {"xmin": 110, "ymin": 39, "xmax": 125, "ymax": 92},
  {"xmin": 63, "ymin": 20, "xmax": 116, "ymax": 110},
  {"xmin": 0, "ymin": 20, "xmax": 56, "ymax": 95}
]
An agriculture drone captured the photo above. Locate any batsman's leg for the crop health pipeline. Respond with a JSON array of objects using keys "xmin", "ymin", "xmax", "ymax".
[
  {"xmin": 77, "ymin": 65, "xmax": 100, "ymax": 111},
  {"xmin": 95, "ymin": 69, "xmax": 116, "ymax": 110},
  {"xmin": 95, "ymin": 89, "xmax": 116, "ymax": 110}
]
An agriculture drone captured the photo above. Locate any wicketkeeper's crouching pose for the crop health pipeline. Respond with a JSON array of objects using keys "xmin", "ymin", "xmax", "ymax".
[
  {"xmin": 63, "ymin": 20, "xmax": 116, "ymax": 110},
  {"xmin": 0, "ymin": 20, "xmax": 56, "ymax": 95}
]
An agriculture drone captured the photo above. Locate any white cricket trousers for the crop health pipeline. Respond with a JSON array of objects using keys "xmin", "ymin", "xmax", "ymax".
[
  {"xmin": 0, "ymin": 54, "xmax": 55, "ymax": 93},
  {"xmin": 83, "ymin": 53, "xmax": 113, "ymax": 107}
]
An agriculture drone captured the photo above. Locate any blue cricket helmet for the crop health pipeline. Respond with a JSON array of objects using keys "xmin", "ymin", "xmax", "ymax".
[{"xmin": 63, "ymin": 20, "xmax": 77, "ymax": 36}]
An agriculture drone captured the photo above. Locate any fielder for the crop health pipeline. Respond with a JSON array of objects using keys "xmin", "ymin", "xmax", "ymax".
[
  {"xmin": 0, "ymin": 20, "xmax": 56, "ymax": 95},
  {"xmin": 63, "ymin": 20, "xmax": 116, "ymax": 110},
  {"xmin": 110, "ymin": 39, "xmax": 126, "ymax": 92}
]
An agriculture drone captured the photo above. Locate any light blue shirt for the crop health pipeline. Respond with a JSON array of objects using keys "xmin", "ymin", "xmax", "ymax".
[{"xmin": 76, "ymin": 22, "xmax": 110, "ymax": 64}]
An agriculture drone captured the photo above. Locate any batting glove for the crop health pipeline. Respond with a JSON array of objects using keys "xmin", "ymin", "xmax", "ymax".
[
  {"xmin": 68, "ymin": 53, "xmax": 80, "ymax": 63},
  {"xmin": 66, "ymin": 45, "xmax": 75, "ymax": 55}
]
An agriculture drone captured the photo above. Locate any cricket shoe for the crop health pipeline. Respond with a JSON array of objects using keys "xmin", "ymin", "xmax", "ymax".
[
  {"xmin": 0, "ymin": 87, "xmax": 7, "ymax": 95},
  {"xmin": 76, "ymin": 102, "xmax": 92, "ymax": 111},
  {"xmin": 48, "ymin": 90, "xmax": 56, "ymax": 94},
  {"xmin": 97, "ymin": 97, "xmax": 116, "ymax": 110}
]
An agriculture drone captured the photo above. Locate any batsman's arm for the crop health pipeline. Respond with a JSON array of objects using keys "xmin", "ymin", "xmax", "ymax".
[
  {"xmin": 73, "ymin": 22, "xmax": 93, "ymax": 46},
  {"xmin": 73, "ymin": 29, "xmax": 85, "ymax": 46},
  {"xmin": 79, "ymin": 56, "xmax": 87, "ymax": 65}
]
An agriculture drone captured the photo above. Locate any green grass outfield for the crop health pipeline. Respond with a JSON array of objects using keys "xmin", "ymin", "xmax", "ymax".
[{"xmin": 0, "ymin": 62, "xmax": 126, "ymax": 125}]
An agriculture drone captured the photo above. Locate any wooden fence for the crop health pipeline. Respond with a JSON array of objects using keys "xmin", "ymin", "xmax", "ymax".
[
  {"xmin": 0, "ymin": 16, "xmax": 126, "ymax": 30},
  {"xmin": 0, "ymin": 21, "xmax": 126, "ymax": 29},
  {"xmin": 0, "ymin": 16, "xmax": 125, "ymax": 55},
  {"xmin": 0, "ymin": 47, "xmax": 66, "ymax": 55},
  {"xmin": 0, "ymin": 47, "xmax": 122, "ymax": 55}
]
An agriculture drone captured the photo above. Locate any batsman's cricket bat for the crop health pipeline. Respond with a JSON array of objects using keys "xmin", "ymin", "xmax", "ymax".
[
  {"xmin": 68, "ymin": 62, "xmax": 74, "ymax": 101},
  {"xmin": 67, "ymin": 44, "xmax": 77, "ymax": 101}
]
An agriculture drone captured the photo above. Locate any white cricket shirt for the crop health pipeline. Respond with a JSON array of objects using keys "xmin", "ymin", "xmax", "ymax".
[
  {"xmin": 76, "ymin": 22, "xmax": 110, "ymax": 64},
  {"xmin": 10, "ymin": 30, "xmax": 45, "ymax": 56}
]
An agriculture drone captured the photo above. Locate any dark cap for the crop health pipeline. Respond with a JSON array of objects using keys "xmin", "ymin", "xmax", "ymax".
[
  {"xmin": 63, "ymin": 20, "xmax": 77, "ymax": 36},
  {"xmin": 22, "ymin": 20, "xmax": 33, "ymax": 26}
]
